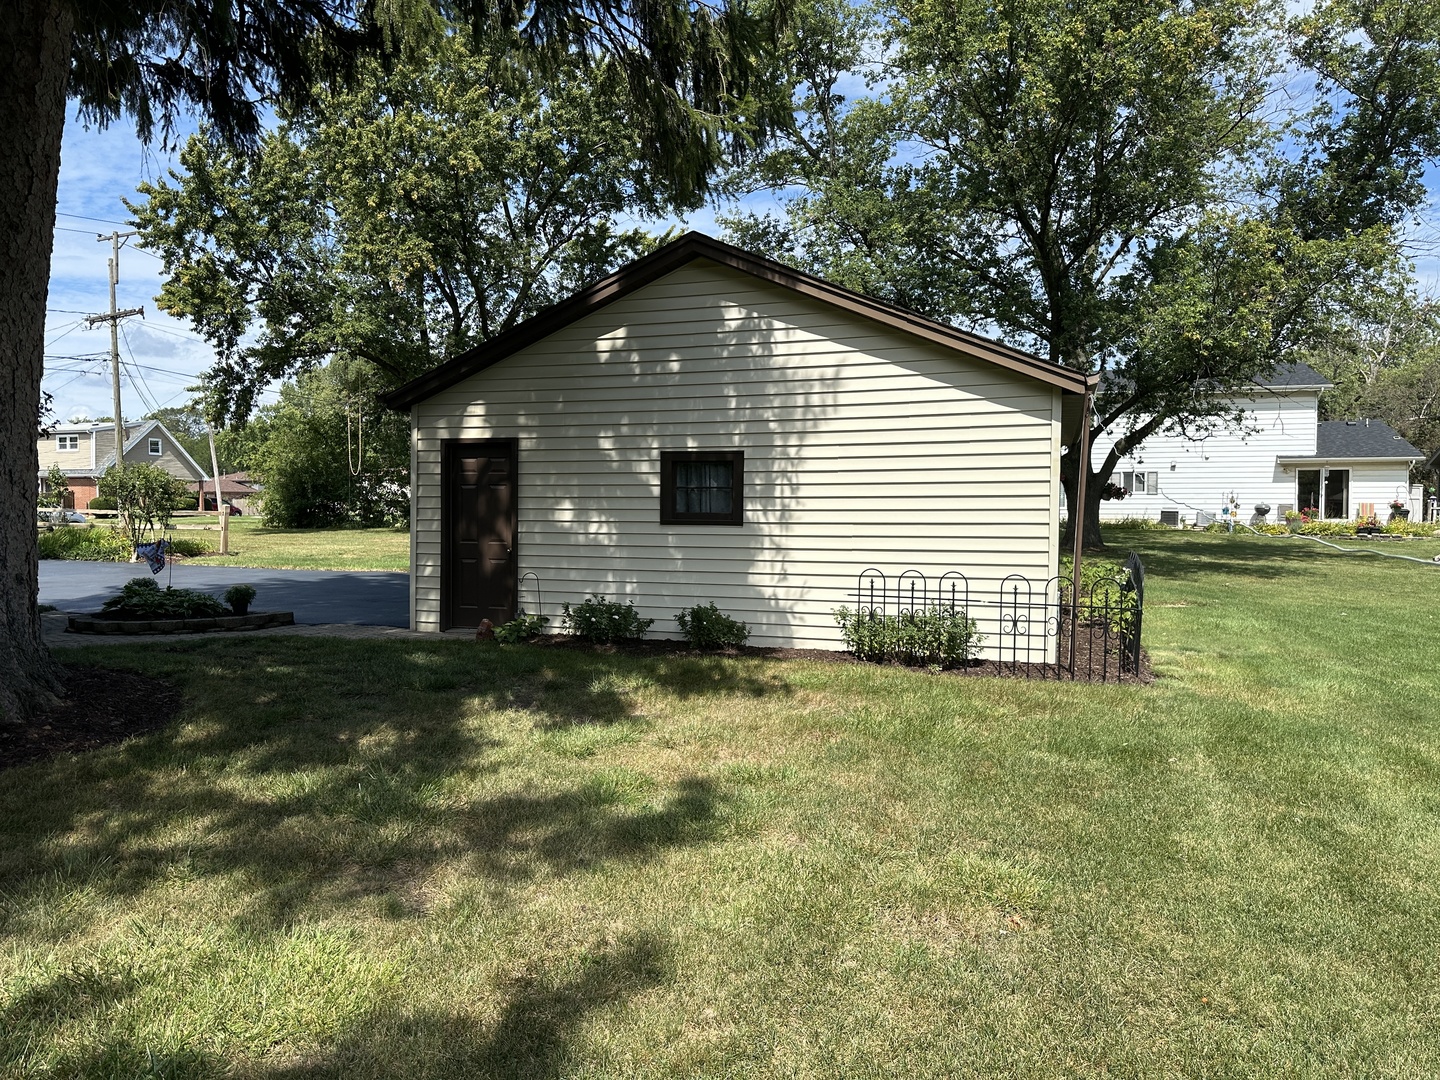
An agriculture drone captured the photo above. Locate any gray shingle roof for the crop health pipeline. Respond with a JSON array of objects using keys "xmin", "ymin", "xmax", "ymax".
[
  {"xmin": 1316, "ymin": 420, "xmax": 1424, "ymax": 460},
  {"xmin": 1255, "ymin": 361, "xmax": 1331, "ymax": 389}
]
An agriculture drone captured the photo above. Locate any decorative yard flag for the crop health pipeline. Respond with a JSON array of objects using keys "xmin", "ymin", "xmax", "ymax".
[{"xmin": 136, "ymin": 539, "xmax": 171, "ymax": 575}]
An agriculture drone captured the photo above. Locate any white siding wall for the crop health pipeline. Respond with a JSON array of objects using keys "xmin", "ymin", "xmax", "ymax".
[
  {"xmin": 412, "ymin": 261, "xmax": 1063, "ymax": 653},
  {"xmin": 1332, "ymin": 461, "xmax": 1417, "ymax": 520},
  {"xmin": 1082, "ymin": 393, "xmax": 1417, "ymax": 522},
  {"xmin": 1090, "ymin": 392, "xmax": 1321, "ymax": 522}
]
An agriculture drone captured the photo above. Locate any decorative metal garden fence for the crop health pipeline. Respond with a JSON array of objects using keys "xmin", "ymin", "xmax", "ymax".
[{"xmin": 851, "ymin": 552, "xmax": 1146, "ymax": 682}]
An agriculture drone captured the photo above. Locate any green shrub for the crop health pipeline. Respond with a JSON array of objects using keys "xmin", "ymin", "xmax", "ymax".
[
  {"xmin": 1060, "ymin": 555, "xmax": 1130, "ymax": 593},
  {"xmin": 562, "ymin": 595, "xmax": 654, "ymax": 643},
  {"xmin": 88, "ymin": 497, "xmax": 118, "ymax": 511},
  {"xmin": 674, "ymin": 602, "xmax": 750, "ymax": 649},
  {"xmin": 37, "ymin": 526, "xmax": 130, "ymax": 561},
  {"xmin": 833, "ymin": 606, "xmax": 983, "ymax": 668},
  {"xmin": 494, "ymin": 613, "xmax": 550, "ymax": 644},
  {"xmin": 100, "ymin": 577, "xmax": 228, "ymax": 619},
  {"xmin": 98, "ymin": 463, "xmax": 189, "ymax": 547},
  {"xmin": 174, "ymin": 495, "xmax": 200, "ymax": 511},
  {"xmin": 1104, "ymin": 515, "xmax": 1176, "ymax": 531},
  {"xmin": 167, "ymin": 537, "xmax": 216, "ymax": 557}
]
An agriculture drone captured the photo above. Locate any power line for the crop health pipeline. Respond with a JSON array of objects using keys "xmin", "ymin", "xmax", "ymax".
[
  {"xmin": 58, "ymin": 212, "xmax": 130, "ymax": 226},
  {"xmin": 45, "ymin": 321, "xmax": 85, "ymax": 348}
]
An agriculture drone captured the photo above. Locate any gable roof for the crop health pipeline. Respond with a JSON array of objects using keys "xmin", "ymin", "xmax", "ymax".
[
  {"xmin": 97, "ymin": 419, "xmax": 209, "ymax": 479},
  {"xmin": 1256, "ymin": 361, "xmax": 1331, "ymax": 390},
  {"xmin": 1315, "ymin": 420, "xmax": 1424, "ymax": 460},
  {"xmin": 383, "ymin": 232, "xmax": 1092, "ymax": 410}
]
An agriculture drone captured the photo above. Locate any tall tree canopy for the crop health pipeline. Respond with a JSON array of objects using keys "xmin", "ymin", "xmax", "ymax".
[
  {"xmin": 0, "ymin": 0, "xmax": 783, "ymax": 721},
  {"xmin": 131, "ymin": 32, "xmax": 681, "ymax": 425},
  {"xmin": 726, "ymin": 0, "xmax": 1440, "ymax": 546}
]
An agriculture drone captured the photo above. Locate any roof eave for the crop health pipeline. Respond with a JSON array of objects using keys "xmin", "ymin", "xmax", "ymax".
[
  {"xmin": 382, "ymin": 233, "xmax": 1089, "ymax": 410},
  {"xmin": 1276, "ymin": 455, "xmax": 1422, "ymax": 464}
]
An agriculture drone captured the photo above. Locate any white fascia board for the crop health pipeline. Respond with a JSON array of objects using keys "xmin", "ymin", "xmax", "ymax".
[{"xmin": 1276, "ymin": 456, "xmax": 1420, "ymax": 465}]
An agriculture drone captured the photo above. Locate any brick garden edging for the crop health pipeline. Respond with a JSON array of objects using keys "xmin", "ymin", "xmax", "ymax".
[{"xmin": 67, "ymin": 611, "xmax": 296, "ymax": 635}]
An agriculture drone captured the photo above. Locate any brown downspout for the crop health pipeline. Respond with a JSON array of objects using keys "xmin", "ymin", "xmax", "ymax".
[{"xmin": 1069, "ymin": 377, "xmax": 1096, "ymax": 675}]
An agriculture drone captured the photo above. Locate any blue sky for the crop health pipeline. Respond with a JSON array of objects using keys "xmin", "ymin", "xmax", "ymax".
[{"xmin": 43, "ymin": 94, "xmax": 1439, "ymax": 427}]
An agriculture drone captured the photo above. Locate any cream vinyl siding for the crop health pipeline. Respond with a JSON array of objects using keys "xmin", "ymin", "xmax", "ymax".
[
  {"xmin": 37, "ymin": 431, "xmax": 94, "ymax": 472},
  {"xmin": 412, "ymin": 261, "xmax": 1062, "ymax": 653}
]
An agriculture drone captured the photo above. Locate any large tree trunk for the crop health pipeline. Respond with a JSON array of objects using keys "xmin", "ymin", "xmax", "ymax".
[
  {"xmin": 1059, "ymin": 442, "xmax": 1107, "ymax": 551},
  {"xmin": 0, "ymin": 0, "xmax": 72, "ymax": 722}
]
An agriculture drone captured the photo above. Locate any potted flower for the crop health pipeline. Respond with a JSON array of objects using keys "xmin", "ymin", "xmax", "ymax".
[
  {"xmin": 1389, "ymin": 499, "xmax": 1410, "ymax": 522},
  {"xmin": 1284, "ymin": 509, "xmax": 1302, "ymax": 533},
  {"xmin": 224, "ymin": 583, "xmax": 257, "ymax": 616}
]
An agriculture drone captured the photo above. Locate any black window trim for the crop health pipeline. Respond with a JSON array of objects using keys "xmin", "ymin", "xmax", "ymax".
[{"xmin": 660, "ymin": 450, "xmax": 744, "ymax": 526}]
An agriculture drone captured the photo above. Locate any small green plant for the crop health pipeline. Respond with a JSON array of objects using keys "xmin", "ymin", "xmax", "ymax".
[
  {"xmin": 562, "ymin": 595, "xmax": 654, "ymax": 643},
  {"xmin": 675, "ymin": 602, "xmax": 750, "ymax": 649},
  {"xmin": 494, "ymin": 613, "xmax": 550, "ymax": 643},
  {"xmin": 833, "ymin": 606, "xmax": 983, "ymax": 668},
  {"xmin": 100, "ymin": 577, "xmax": 228, "ymax": 619},
  {"xmin": 38, "ymin": 465, "xmax": 72, "ymax": 509},
  {"xmin": 224, "ymin": 583, "xmax": 257, "ymax": 614}
]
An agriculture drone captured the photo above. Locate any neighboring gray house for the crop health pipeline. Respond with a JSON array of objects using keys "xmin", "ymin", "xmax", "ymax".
[
  {"xmin": 1090, "ymin": 363, "xmax": 1426, "ymax": 524},
  {"xmin": 38, "ymin": 419, "xmax": 208, "ymax": 508},
  {"xmin": 385, "ymin": 233, "xmax": 1092, "ymax": 653}
]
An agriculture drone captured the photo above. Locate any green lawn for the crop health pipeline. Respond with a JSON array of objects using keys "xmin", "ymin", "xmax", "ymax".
[
  {"xmin": 3, "ymin": 530, "xmax": 1439, "ymax": 1077},
  {"xmin": 179, "ymin": 515, "xmax": 409, "ymax": 571}
]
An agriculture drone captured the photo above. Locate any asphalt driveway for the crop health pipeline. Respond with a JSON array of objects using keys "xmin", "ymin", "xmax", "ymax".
[{"xmin": 39, "ymin": 562, "xmax": 409, "ymax": 627}]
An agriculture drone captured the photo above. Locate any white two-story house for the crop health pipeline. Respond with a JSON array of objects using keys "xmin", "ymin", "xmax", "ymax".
[{"xmin": 1091, "ymin": 363, "xmax": 1425, "ymax": 524}]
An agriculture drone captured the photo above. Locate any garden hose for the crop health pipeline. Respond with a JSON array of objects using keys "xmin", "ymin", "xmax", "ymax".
[{"xmin": 1237, "ymin": 522, "xmax": 1440, "ymax": 566}]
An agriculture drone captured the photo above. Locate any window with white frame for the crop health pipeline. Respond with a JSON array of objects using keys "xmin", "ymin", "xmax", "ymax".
[
  {"xmin": 56, "ymin": 434, "xmax": 79, "ymax": 452},
  {"xmin": 148, "ymin": 437, "xmax": 162, "ymax": 455},
  {"xmin": 1121, "ymin": 470, "xmax": 1158, "ymax": 495}
]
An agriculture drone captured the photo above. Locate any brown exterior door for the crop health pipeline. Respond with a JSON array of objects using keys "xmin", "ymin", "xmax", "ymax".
[{"xmin": 442, "ymin": 440, "xmax": 517, "ymax": 629}]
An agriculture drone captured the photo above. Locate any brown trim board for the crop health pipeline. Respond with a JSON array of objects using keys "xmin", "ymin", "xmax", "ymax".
[{"xmin": 383, "ymin": 232, "xmax": 1091, "ymax": 410}]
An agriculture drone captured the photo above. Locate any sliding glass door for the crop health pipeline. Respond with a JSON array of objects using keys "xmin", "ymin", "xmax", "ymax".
[{"xmin": 1297, "ymin": 468, "xmax": 1350, "ymax": 519}]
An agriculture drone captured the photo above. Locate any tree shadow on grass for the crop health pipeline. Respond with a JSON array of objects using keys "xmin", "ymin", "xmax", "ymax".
[
  {"xmin": 2, "ymin": 935, "xmax": 670, "ymax": 1080},
  {"xmin": 1113, "ymin": 529, "xmax": 1424, "ymax": 583},
  {"xmin": 262, "ymin": 932, "xmax": 670, "ymax": 1080},
  {"xmin": 0, "ymin": 637, "xmax": 774, "ymax": 935}
]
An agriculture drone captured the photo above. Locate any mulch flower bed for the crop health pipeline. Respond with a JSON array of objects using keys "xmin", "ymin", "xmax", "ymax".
[
  {"xmin": 0, "ymin": 665, "xmax": 183, "ymax": 773},
  {"xmin": 511, "ymin": 633, "xmax": 1153, "ymax": 683}
]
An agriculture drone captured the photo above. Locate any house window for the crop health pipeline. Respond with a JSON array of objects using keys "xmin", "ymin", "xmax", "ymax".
[
  {"xmin": 1122, "ymin": 470, "xmax": 1157, "ymax": 495},
  {"xmin": 56, "ymin": 434, "xmax": 79, "ymax": 452},
  {"xmin": 660, "ymin": 451, "xmax": 744, "ymax": 525},
  {"xmin": 148, "ymin": 438, "xmax": 162, "ymax": 455}
]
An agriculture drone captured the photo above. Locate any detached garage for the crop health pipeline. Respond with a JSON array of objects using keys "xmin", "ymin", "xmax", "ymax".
[{"xmin": 384, "ymin": 233, "xmax": 1092, "ymax": 654}]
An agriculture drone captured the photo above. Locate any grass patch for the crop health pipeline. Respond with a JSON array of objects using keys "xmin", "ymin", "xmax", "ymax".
[
  {"xmin": 2, "ymin": 530, "xmax": 1439, "ymax": 1076},
  {"xmin": 181, "ymin": 516, "xmax": 409, "ymax": 571}
]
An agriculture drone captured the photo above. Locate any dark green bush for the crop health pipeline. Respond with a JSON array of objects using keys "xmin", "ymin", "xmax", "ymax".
[
  {"xmin": 174, "ymin": 495, "xmax": 200, "ymax": 511},
  {"xmin": 561, "ymin": 595, "xmax": 654, "ymax": 643},
  {"xmin": 675, "ymin": 602, "xmax": 750, "ymax": 649},
  {"xmin": 833, "ymin": 606, "xmax": 983, "ymax": 668},
  {"xmin": 100, "ymin": 577, "xmax": 228, "ymax": 619},
  {"xmin": 88, "ymin": 497, "xmax": 117, "ymax": 511},
  {"xmin": 37, "ymin": 526, "xmax": 130, "ymax": 561},
  {"xmin": 168, "ymin": 537, "xmax": 215, "ymax": 558},
  {"xmin": 493, "ymin": 613, "xmax": 550, "ymax": 643}
]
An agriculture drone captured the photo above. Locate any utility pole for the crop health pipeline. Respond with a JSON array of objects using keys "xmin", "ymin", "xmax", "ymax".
[{"xmin": 85, "ymin": 231, "xmax": 144, "ymax": 474}]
